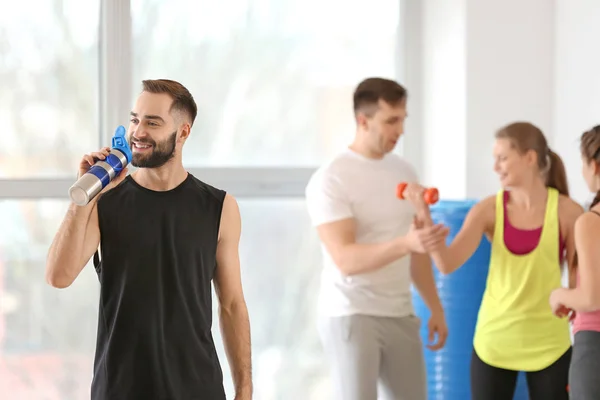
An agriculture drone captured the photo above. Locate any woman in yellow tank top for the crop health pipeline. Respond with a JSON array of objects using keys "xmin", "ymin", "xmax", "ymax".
[{"xmin": 407, "ymin": 122, "xmax": 583, "ymax": 400}]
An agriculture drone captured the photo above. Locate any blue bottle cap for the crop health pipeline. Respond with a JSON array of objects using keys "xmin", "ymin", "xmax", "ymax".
[{"xmin": 111, "ymin": 125, "xmax": 133, "ymax": 164}]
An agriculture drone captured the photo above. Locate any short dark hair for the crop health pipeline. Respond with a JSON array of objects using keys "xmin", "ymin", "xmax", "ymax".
[
  {"xmin": 353, "ymin": 77, "xmax": 407, "ymax": 116},
  {"xmin": 142, "ymin": 79, "xmax": 198, "ymax": 126}
]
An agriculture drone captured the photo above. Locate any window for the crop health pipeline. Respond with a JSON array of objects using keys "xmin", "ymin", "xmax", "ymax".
[
  {"xmin": 0, "ymin": 200, "xmax": 99, "ymax": 399},
  {"xmin": 130, "ymin": 0, "xmax": 402, "ymax": 166},
  {"xmin": 214, "ymin": 199, "xmax": 328, "ymax": 398},
  {"xmin": 0, "ymin": 1, "xmax": 100, "ymax": 179}
]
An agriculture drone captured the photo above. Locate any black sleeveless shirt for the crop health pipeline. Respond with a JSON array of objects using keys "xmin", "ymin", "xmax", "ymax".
[{"xmin": 91, "ymin": 174, "xmax": 227, "ymax": 400}]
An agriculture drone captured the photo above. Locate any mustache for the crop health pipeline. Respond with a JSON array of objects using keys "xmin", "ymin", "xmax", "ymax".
[{"xmin": 131, "ymin": 138, "xmax": 156, "ymax": 146}]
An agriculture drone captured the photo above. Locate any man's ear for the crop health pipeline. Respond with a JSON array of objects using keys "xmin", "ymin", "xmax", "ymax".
[
  {"xmin": 356, "ymin": 113, "xmax": 369, "ymax": 130},
  {"xmin": 593, "ymin": 161, "xmax": 600, "ymax": 176},
  {"xmin": 178, "ymin": 122, "xmax": 191, "ymax": 142}
]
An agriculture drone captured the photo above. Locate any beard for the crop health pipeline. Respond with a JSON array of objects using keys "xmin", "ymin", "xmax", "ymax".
[{"xmin": 130, "ymin": 131, "xmax": 177, "ymax": 168}]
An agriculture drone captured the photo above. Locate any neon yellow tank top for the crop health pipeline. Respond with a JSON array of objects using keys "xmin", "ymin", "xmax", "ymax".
[{"xmin": 473, "ymin": 188, "xmax": 571, "ymax": 371}]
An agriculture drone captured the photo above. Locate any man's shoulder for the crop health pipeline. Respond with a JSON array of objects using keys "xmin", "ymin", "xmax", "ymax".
[
  {"xmin": 385, "ymin": 153, "xmax": 418, "ymax": 175},
  {"xmin": 307, "ymin": 151, "xmax": 358, "ymax": 190},
  {"xmin": 186, "ymin": 173, "xmax": 227, "ymax": 203},
  {"xmin": 322, "ymin": 150, "xmax": 360, "ymax": 171},
  {"xmin": 97, "ymin": 175, "xmax": 135, "ymax": 205}
]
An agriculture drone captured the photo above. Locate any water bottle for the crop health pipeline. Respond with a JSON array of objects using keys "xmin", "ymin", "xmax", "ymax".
[{"xmin": 69, "ymin": 125, "xmax": 133, "ymax": 206}]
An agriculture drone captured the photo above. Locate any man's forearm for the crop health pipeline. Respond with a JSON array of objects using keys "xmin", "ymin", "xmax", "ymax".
[
  {"xmin": 410, "ymin": 253, "xmax": 444, "ymax": 313},
  {"xmin": 46, "ymin": 202, "xmax": 95, "ymax": 287},
  {"xmin": 337, "ymin": 236, "xmax": 411, "ymax": 276},
  {"xmin": 219, "ymin": 301, "xmax": 252, "ymax": 397}
]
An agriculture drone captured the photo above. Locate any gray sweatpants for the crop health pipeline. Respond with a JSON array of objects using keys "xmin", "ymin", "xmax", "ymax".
[
  {"xmin": 318, "ymin": 314, "xmax": 427, "ymax": 400},
  {"xmin": 569, "ymin": 331, "xmax": 600, "ymax": 400}
]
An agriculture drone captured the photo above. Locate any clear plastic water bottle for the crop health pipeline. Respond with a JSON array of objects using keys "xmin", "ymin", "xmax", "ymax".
[{"xmin": 69, "ymin": 126, "xmax": 133, "ymax": 206}]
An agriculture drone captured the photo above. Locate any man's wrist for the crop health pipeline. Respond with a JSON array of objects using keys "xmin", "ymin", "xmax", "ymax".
[
  {"xmin": 394, "ymin": 235, "xmax": 413, "ymax": 255},
  {"xmin": 235, "ymin": 381, "xmax": 253, "ymax": 393},
  {"xmin": 234, "ymin": 386, "xmax": 252, "ymax": 400},
  {"xmin": 428, "ymin": 303, "xmax": 444, "ymax": 315}
]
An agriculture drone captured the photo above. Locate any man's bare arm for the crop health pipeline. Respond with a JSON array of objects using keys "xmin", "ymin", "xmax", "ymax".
[
  {"xmin": 316, "ymin": 218, "xmax": 411, "ymax": 276},
  {"xmin": 316, "ymin": 218, "xmax": 448, "ymax": 276},
  {"xmin": 410, "ymin": 253, "xmax": 443, "ymax": 314},
  {"xmin": 214, "ymin": 194, "xmax": 252, "ymax": 399},
  {"xmin": 410, "ymin": 252, "xmax": 448, "ymax": 350},
  {"xmin": 45, "ymin": 202, "xmax": 101, "ymax": 288},
  {"xmin": 46, "ymin": 148, "xmax": 127, "ymax": 288}
]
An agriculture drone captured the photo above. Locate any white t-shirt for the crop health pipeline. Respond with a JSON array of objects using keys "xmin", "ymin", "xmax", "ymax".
[{"xmin": 305, "ymin": 148, "xmax": 419, "ymax": 317}]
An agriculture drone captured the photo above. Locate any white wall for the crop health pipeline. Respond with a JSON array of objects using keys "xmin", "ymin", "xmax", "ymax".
[
  {"xmin": 421, "ymin": 0, "xmax": 467, "ymax": 200},
  {"xmin": 466, "ymin": 0, "xmax": 555, "ymax": 200},
  {"xmin": 404, "ymin": 0, "xmax": 600, "ymax": 205},
  {"xmin": 554, "ymin": 0, "xmax": 600, "ymax": 206}
]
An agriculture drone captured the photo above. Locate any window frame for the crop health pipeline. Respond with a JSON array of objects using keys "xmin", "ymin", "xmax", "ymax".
[{"xmin": 0, "ymin": 0, "xmax": 407, "ymax": 200}]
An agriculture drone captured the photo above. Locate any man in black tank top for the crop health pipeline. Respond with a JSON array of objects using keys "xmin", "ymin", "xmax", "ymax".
[{"xmin": 45, "ymin": 79, "xmax": 253, "ymax": 400}]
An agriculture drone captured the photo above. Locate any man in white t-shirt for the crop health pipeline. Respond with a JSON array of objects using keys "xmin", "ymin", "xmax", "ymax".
[{"xmin": 305, "ymin": 77, "xmax": 449, "ymax": 400}]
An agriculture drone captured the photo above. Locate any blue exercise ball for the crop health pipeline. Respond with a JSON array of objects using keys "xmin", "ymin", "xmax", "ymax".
[{"xmin": 411, "ymin": 200, "xmax": 529, "ymax": 399}]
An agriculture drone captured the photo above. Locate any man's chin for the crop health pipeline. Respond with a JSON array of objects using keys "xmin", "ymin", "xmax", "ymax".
[
  {"xmin": 131, "ymin": 154, "xmax": 149, "ymax": 168},
  {"xmin": 130, "ymin": 156, "xmax": 174, "ymax": 169},
  {"xmin": 385, "ymin": 140, "xmax": 399, "ymax": 152}
]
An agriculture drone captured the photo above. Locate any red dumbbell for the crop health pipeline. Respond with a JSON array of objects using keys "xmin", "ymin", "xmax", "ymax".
[{"xmin": 396, "ymin": 182, "xmax": 439, "ymax": 205}]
